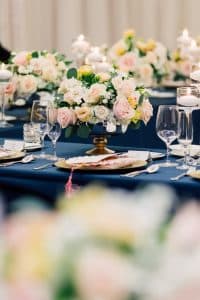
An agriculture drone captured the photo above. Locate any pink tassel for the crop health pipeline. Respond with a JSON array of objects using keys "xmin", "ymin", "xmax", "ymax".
[{"xmin": 65, "ymin": 168, "xmax": 74, "ymax": 197}]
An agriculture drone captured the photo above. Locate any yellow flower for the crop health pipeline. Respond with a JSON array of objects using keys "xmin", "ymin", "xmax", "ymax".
[
  {"xmin": 131, "ymin": 109, "xmax": 141, "ymax": 123},
  {"xmin": 145, "ymin": 39, "xmax": 156, "ymax": 51},
  {"xmin": 78, "ymin": 65, "xmax": 93, "ymax": 78},
  {"xmin": 127, "ymin": 96, "xmax": 137, "ymax": 109},
  {"xmin": 136, "ymin": 40, "xmax": 147, "ymax": 53},
  {"xmin": 27, "ymin": 52, "xmax": 32, "ymax": 62},
  {"xmin": 123, "ymin": 29, "xmax": 135, "ymax": 39},
  {"xmin": 172, "ymin": 50, "xmax": 181, "ymax": 62},
  {"xmin": 116, "ymin": 47, "xmax": 126, "ymax": 56}
]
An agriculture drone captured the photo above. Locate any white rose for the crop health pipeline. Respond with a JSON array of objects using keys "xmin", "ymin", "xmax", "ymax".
[
  {"xmin": 94, "ymin": 105, "xmax": 109, "ymax": 121},
  {"xmin": 86, "ymin": 83, "xmax": 108, "ymax": 104},
  {"xmin": 42, "ymin": 66, "xmax": 58, "ymax": 82},
  {"xmin": 19, "ymin": 75, "xmax": 38, "ymax": 94}
]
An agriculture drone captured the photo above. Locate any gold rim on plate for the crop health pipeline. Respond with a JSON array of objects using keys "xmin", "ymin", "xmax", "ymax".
[
  {"xmin": 55, "ymin": 160, "xmax": 147, "ymax": 172},
  {"xmin": 188, "ymin": 170, "xmax": 200, "ymax": 180},
  {"xmin": 0, "ymin": 151, "xmax": 25, "ymax": 162}
]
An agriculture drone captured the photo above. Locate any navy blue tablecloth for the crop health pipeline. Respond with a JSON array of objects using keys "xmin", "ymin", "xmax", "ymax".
[{"xmin": 0, "ymin": 140, "xmax": 200, "ymax": 211}]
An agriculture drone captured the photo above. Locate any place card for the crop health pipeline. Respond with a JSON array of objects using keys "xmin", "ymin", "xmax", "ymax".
[{"xmin": 3, "ymin": 140, "xmax": 24, "ymax": 152}]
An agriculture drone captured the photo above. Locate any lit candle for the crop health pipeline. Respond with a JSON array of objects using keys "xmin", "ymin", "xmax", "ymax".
[
  {"xmin": 72, "ymin": 34, "xmax": 90, "ymax": 52},
  {"xmin": 0, "ymin": 64, "xmax": 12, "ymax": 82},
  {"xmin": 177, "ymin": 29, "xmax": 192, "ymax": 48},
  {"xmin": 177, "ymin": 94, "xmax": 200, "ymax": 106}
]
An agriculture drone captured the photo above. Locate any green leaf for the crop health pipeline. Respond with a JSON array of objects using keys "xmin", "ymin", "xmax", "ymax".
[
  {"xmin": 31, "ymin": 51, "xmax": 39, "ymax": 58},
  {"xmin": 77, "ymin": 125, "xmax": 92, "ymax": 138},
  {"xmin": 67, "ymin": 68, "xmax": 77, "ymax": 79},
  {"xmin": 65, "ymin": 60, "xmax": 73, "ymax": 66},
  {"xmin": 65, "ymin": 126, "xmax": 74, "ymax": 138},
  {"xmin": 138, "ymin": 94, "xmax": 144, "ymax": 105}
]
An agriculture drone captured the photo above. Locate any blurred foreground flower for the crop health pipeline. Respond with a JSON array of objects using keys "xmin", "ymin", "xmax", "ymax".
[{"xmin": 1, "ymin": 184, "xmax": 200, "ymax": 299}]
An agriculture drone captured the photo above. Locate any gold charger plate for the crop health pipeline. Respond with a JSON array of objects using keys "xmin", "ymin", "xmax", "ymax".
[
  {"xmin": 0, "ymin": 151, "xmax": 25, "ymax": 162},
  {"xmin": 55, "ymin": 160, "xmax": 147, "ymax": 173},
  {"xmin": 188, "ymin": 170, "xmax": 200, "ymax": 180}
]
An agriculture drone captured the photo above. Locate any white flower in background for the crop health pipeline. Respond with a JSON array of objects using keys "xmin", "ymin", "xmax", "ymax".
[
  {"xmin": 118, "ymin": 52, "xmax": 139, "ymax": 72},
  {"xmin": 42, "ymin": 66, "xmax": 58, "ymax": 83},
  {"xmin": 58, "ymin": 78, "xmax": 83, "ymax": 94},
  {"xmin": 137, "ymin": 63, "xmax": 154, "ymax": 87},
  {"xmin": 94, "ymin": 105, "xmax": 110, "ymax": 121},
  {"xmin": 29, "ymin": 57, "xmax": 47, "ymax": 75},
  {"xmin": 18, "ymin": 75, "xmax": 38, "ymax": 94},
  {"xmin": 144, "ymin": 51, "xmax": 157, "ymax": 65},
  {"xmin": 108, "ymin": 39, "xmax": 127, "ymax": 60},
  {"xmin": 63, "ymin": 85, "xmax": 86, "ymax": 105},
  {"xmin": 86, "ymin": 83, "xmax": 109, "ymax": 104},
  {"xmin": 18, "ymin": 65, "xmax": 31, "ymax": 75},
  {"xmin": 154, "ymin": 42, "xmax": 168, "ymax": 67},
  {"xmin": 57, "ymin": 61, "xmax": 66, "ymax": 71}
]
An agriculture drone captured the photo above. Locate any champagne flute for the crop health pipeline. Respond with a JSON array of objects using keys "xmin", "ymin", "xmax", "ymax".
[
  {"xmin": 177, "ymin": 109, "xmax": 193, "ymax": 169},
  {"xmin": 30, "ymin": 100, "xmax": 50, "ymax": 159},
  {"xmin": 47, "ymin": 107, "xmax": 61, "ymax": 161},
  {"xmin": 156, "ymin": 105, "xmax": 179, "ymax": 167}
]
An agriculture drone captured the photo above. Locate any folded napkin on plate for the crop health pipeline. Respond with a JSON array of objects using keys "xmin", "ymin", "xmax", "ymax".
[
  {"xmin": 66, "ymin": 154, "xmax": 117, "ymax": 165},
  {"xmin": 127, "ymin": 151, "xmax": 150, "ymax": 161}
]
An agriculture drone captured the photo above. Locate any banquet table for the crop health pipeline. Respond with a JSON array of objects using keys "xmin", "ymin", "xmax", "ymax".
[{"xmin": 1, "ymin": 140, "xmax": 200, "ymax": 211}]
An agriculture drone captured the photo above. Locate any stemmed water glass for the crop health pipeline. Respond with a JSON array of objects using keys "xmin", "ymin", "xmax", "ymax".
[
  {"xmin": 47, "ymin": 106, "xmax": 61, "ymax": 161},
  {"xmin": 177, "ymin": 109, "xmax": 193, "ymax": 169},
  {"xmin": 156, "ymin": 105, "xmax": 179, "ymax": 167},
  {"xmin": 30, "ymin": 100, "xmax": 50, "ymax": 159}
]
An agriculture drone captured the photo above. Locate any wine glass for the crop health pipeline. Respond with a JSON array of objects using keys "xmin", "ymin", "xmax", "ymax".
[
  {"xmin": 156, "ymin": 105, "xmax": 179, "ymax": 167},
  {"xmin": 47, "ymin": 107, "xmax": 61, "ymax": 161},
  {"xmin": 30, "ymin": 100, "xmax": 50, "ymax": 159},
  {"xmin": 177, "ymin": 109, "xmax": 193, "ymax": 170}
]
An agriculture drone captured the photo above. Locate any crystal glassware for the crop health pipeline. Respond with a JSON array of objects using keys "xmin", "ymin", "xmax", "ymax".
[
  {"xmin": 156, "ymin": 105, "xmax": 179, "ymax": 167},
  {"xmin": 30, "ymin": 100, "xmax": 50, "ymax": 159},
  {"xmin": 47, "ymin": 106, "xmax": 61, "ymax": 161},
  {"xmin": 177, "ymin": 109, "xmax": 193, "ymax": 169}
]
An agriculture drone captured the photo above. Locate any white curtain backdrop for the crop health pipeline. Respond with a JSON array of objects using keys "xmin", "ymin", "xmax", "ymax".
[{"xmin": 0, "ymin": 0, "xmax": 200, "ymax": 53}]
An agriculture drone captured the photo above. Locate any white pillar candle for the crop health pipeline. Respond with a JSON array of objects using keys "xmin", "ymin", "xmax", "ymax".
[
  {"xmin": 177, "ymin": 95, "xmax": 200, "ymax": 106},
  {"xmin": 177, "ymin": 29, "xmax": 193, "ymax": 48},
  {"xmin": 85, "ymin": 47, "xmax": 104, "ymax": 64},
  {"xmin": 189, "ymin": 40, "xmax": 200, "ymax": 61}
]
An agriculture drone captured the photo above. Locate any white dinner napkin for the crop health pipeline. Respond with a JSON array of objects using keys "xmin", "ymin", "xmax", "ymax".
[{"xmin": 127, "ymin": 151, "xmax": 150, "ymax": 161}]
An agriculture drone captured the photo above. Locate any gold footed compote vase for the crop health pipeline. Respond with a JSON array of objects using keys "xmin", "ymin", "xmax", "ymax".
[
  {"xmin": 85, "ymin": 124, "xmax": 125, "ymax": 155},
  {"xmin": 86, "ymin": 135, "xmax": 114, "ymax": 155}
]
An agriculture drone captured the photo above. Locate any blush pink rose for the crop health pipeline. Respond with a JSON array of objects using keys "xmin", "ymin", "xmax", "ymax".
[
  {"xmin": 113, "ymin": 95, "xmax": 134, "ymax": 121},
  {"xmin": 57, "ymin": 107, "xmax": 77, "ymax": 128},
  {"xmin": 138, "ymin": 99, "xmax": 153, "ymax": 124},
  {"xmin": 13, "ymin": 51, "xmax": 29, "ymax": 66},
  {"xmin": 118, "ymin": 52, "xmax": 138, "ymax": 72}
]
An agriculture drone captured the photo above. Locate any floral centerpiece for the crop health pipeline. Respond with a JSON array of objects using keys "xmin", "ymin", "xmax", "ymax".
[
  {"xmin": 2, "ymin": 184, "xmax": 200, "ymax": 300},
  {"xmin": 9, "ymin": 50, "xmax": 71, "ymax": 96},
  {"xmin": 108, "ymin": 29, "xmax": 168, "ymax": 87},
  {"xmin": 165, "ymin": 29, "xmax": 200, "ymax": 86},
  {"xmin": 56, "ymin": 65, "xmax": 152, "ymax": 153},
  {"xmin": 57, "ymin": 66, "xmax": 152, "ymax": 134}
]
